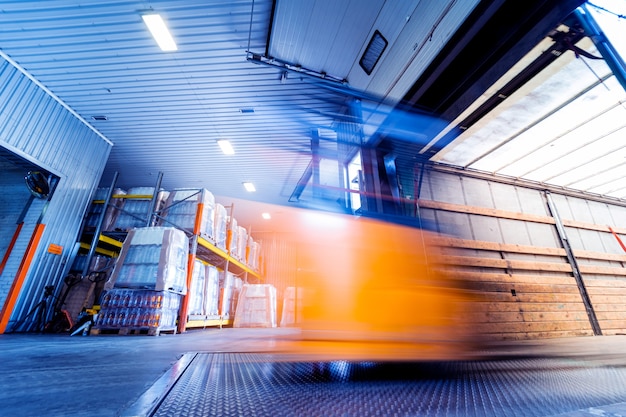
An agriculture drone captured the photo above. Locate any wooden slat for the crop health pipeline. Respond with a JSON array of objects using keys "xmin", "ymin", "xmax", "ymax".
[
  {"xmin": 469, "ymin": 281, "xmax": 580, "ymax": 294},
  {"xmin": 595, "ymin": 319, "xmax": 626, "ymax": 330},
  {"xmin": 467, "ymin": 311, "xmax": 590, "ymax": 323},
  {"xmin": 439, "ymin": 255, "xmax": 572, "ymax": 272},
  {"xmin": 586, "ymin": 286, "xmax": 626, "ymax": 296},
  {"xmin": 574, "ymin": 250, "xmax": 626, "ymax": 262},
  {"xmin": 445, "ymin": 271, "xmax": 576, "ymax": 285},
  {"xmin": 579, "ymin": 264, "xmax": 626, "ymax": 276},
  {"xmin": 583, "ymin": 278, "xmax": 626, "ymax": 288},
  {"xmin": 595, "ymin": 311, "xmax": 626, "ymax": 321},
  {"xmin": 475, "ymin": 292, "xmax": 585, "ymax": 303},
  {"xmin": 474, "ymin": 320, "xmax": 591, "ymax": 334},
  {"xmin": 487, "ymin": 330, "xmax": 594, "ymax": 340},
  {"xmin": 432, "ymin": 236, "xmax": 566, "ymax": 256},
  {"xmin": 562, "ymin": 219, "xmax": 626, "ymax": 234},
  {"xmin": 418, "ymin": 199, "xmax": 556, "ymax": 224},
  {"xmin": 472, "ymin": 301, "xmax": 585, "ymax": 313}
]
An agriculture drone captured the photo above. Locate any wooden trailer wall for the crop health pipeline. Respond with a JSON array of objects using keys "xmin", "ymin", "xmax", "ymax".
[{"xmin": 415, "ymin": 167, "xmax": 626, "ymax": 340}]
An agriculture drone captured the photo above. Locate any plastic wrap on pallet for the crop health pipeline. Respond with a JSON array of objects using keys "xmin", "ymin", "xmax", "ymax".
[
  {"xmin": 105, "ymin": 227, "xmax": 188, "ymax": 293},
  {"xmin": 188, "ymin": 259, "xmax": 206, "ymax": 315},
  {"xmin": 113, "ymin": 187, "xmax": 169, "ymax": 231},
  {"xmin": 218, "ymin": 271, "xmax": 235, "ymax": 316},
  {"xmin": 280, "ymin": 287, "xmax": 303, "ymax": 327},
  {"xmin": 162, "ymin": 188, "xmax": 215, "ymax": 240},
  {"xmin": 233, "ymin": 284, "xmax": 277, "ymax": 328},
  {"xmin": 213, "ymin": 203, "xmax": 228, "ymax": 250},
  {"xmin": 205, "ymin": 265, "xmax": 219, "ymax": 316},
  {"xmin": 96, "ymin": 289, "xmax": 181, "ymax": 329},
  {"xmin": 236, "ymin": 226, "xmax": 248, "ymax": 262},
  {"xmin": 228, "ymin": 217, "xmax": 238, "ymax": 258},
  {"xmin": 247, "ymin": 238, "xmax": 260, "ymax": 270},
  {"xmin": 85, "ymin": 187, "xmax": 126, "ymax": 232}
]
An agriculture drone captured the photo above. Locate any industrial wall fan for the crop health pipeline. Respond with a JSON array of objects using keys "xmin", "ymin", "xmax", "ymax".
[{"xmin": 25, "ymin": 171, "xmax": 51, "ymax": 199}]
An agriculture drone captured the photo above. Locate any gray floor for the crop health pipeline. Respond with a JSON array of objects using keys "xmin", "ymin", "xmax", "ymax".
[{"xmin": 1, "ymin": 329, "xmax": 625, "ymax": 417}]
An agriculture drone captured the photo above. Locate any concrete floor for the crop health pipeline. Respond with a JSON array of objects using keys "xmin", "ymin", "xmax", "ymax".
[{"xmin": 1, "ymin": 329, "xmax": 625, "ymax": 417}]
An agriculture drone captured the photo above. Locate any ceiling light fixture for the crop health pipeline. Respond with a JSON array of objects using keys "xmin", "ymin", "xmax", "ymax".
[
  {"xmin": 243, "ymin": 182, "xmax": 256, "ymax": 192},
  {"xmin": 217, "ymin": 140, "xmax": 235, "ymax": 155},
  {"xmin": 262, "ymin": 213, "xmax": 271, "ymax": 220},
  {"xmin": 142, "ymin": 14, "xmax": 177, "ymax": 52}
]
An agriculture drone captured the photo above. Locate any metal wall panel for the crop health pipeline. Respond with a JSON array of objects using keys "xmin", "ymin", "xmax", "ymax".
[{"xmin": 0, "ymin": 57, "xmax": 112, "ymax": 331}]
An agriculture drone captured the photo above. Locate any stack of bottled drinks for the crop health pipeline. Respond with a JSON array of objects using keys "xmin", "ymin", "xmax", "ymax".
[{"xmin": 95, "ymin": 288, "xmax": 181, "ymax": 331}]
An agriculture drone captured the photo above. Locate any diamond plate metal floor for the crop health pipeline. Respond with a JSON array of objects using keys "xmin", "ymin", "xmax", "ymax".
[{"xmin": 128, "ymin": 353, "xmax": 626, "ymax": 417}]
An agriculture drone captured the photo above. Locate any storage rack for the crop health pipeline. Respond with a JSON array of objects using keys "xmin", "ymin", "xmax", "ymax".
[{"xmin": 78, "ymin": 173, "xmax": 262, "ymax": 334}]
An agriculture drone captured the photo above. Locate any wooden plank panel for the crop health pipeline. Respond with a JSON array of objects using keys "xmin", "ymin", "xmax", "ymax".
[
  {"xmin": 489, "ymin": 330, "xmax": 594, "ymax": 340},
  {"xmin": 578, "ymin": 264, "xmax": 626, "ymax": 276},
  {"xmin": 574, "ymin": 249, "xmax": 626, "ymax": 262},
  {"xmin": 417, "ymin": 199, "xmax": 556, "ymax": 224},
  {"xmin": 442, "ymin": 271, "xmax": 576, "ymax": 285},
  {"xmin": 472, "ymin": 301, "xmax": 586, "ymax": 313},
  {"xmin": 583, "ymin": 278, "xmax": 626, "ymax": 288},
  {"xmin": 586, "ymin": 287, "xmax": 626, "ymax": 296},
  {"xmin": 595, "ymin": 319, "xmax": 626, "ymax": 330},
  {"xmin": 432, "ymin": 236, "xmax": 565, "ymax": 256},
  {"xmin": 467, "ymin": 311, "xmax": 590, "ymax": 323},
  {"xmin": 440, "ymin": 256, "xmax": 572, "ymax": 272},
  {"xmin": 475, "ymin": 292, "xmax": 585, "ymax": 303},
  {"xmin": 595, "ymin": 311, "xmax": 626, "ymax": 321},
  {"xmin": 474, "ymin": 320, "xmax": 591, "ymax": 334},
  {"xmin": 469, "ymin": 282, "xmax": 580, "ymax": 294}
]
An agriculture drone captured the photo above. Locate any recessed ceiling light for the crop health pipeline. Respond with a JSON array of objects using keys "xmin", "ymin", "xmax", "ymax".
[
  {"xmin": 262, "ymin": 213, "xmax": 271, "ymax": 220},
  {"xmin": 217, "ymin": 140, "xmax": 235, "ymax": 155},
  {"xmin": 360, "ymin": 30, "xmax": 388, "ymax": 75},
  {"xmin": 243, "ymin": 182, "xmax": 256, "ymax": 192},
  {"xmin": 239, "ymin": 108, "xmax": 255, "ymax": 114},
  {"xmin": 91, "ymin": 115, "xmax": 108, "ymax": 121},
  {"xmin": 142, "ymin": 14, "xmax": 177, "ymax": 52}
]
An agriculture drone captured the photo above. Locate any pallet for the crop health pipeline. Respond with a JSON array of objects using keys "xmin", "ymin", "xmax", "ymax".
[{"xmin": 90, "ymin": 326, "xmax": 177, "ymax": 336}]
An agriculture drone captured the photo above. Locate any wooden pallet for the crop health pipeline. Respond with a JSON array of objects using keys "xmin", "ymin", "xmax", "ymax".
[{"xmin": 90, "ymin": 326, "xmax": 176, "ymax": 336}]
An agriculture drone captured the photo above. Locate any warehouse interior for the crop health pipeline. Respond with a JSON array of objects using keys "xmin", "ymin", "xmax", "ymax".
[{"xmin": 1, "ymin": 0, "xmax": 626, "ymax": 416}]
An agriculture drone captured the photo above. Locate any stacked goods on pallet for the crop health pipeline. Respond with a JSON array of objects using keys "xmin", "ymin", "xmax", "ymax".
[
  {"xmin": 94, "ymin": 227, "xmax": 188, "ymax": 335},
  {"xmin": 162, "ymin": 188, "xmax": 215, "ymax": 241},
  {"xmin": 247, "ymin": 238, "xmax": 261, "ymax": 271},
  {"xmin": 233, "ymin": 284, "xmax": 277, "ymax": 328},
  {"xmin": 218, "ymin": 272, "xmax": 243, "ymax": 318},
  {"xmin": 96, "ymin": 289, "xmax": 181, "ymax": 332},
  {"xmin": 104, "ymin": 227, "xmax": 188, "ymax": 294},
  {"xmin": 188, "ymin": 259, "xmax": 206, "ymax": 315},
  {"xmin": 84, "ymin": 187, "xmax": 126, "ymax": 231},
  {"xmin": 279, "ymin": 287, "xmax": 303, "ymax": 327},
  {"xmin": 214, "ymin": 203, "xmax": 228, "ymax": 250},
  {"xmin": 235, "ymin": 226, "xmax": 248, "ymax": 262},
  {"xmin": 205, "ymin": 265, "xmax": 220, "ymax": 316},
  {"xmin": 113, "ymin": 187, "xmax": 169, "ymax": 231}
]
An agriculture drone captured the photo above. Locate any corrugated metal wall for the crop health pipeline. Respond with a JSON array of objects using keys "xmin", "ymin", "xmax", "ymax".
[
  {"xmin": 0, "ymin": 57, "xmax": 112, "ymax": 331},
  {"xmin": 411, "ymin": 166, "xmax": 626, "ymax": 340}
]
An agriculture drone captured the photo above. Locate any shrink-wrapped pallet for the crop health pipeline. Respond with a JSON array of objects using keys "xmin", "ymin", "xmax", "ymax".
[
  {"xmin": 105, "ymin": 227, "xmax": 188, "ymax": 294},
  {"xmin": 188, "ymin": 259, "xmax": 206, "ymax": 315},
  {"xmin": 247, "ymin": 238, "xmax": 261, "ymax": 270},
  {"xmin": 96, "ymin": 288, "xmax": 182, "ymax": 330},
  {"xmin": 84, "ymin": 187, "xmax": 126, "ymax": 232},
  {"xmin": 113, "ymin": 187, "xmax": 169, "ymax": 231},
  {"xmin": 235, "ymin": 226, "xmax": 248, "ymax": 262},
  {"xmin": 233, "ymin": 284, "xmax": 277, "ymax": 328},
  {"xmin": 213, "ymin": 203, "xmax": 228, "ymax": 250},
  {"xmin": 219, "ymin": 272, "xmax": 236, "ymax": 316},
  {"xmin": 162, "ymin": 188, "xmax": 215, "ymax": 240},
  {"xmin": 280, "ymin": 287, "xmax": 303, "ymax": 327},
  {"xmin": 205, "ymin": 265, "xmax": 220, "ymax": 316}
]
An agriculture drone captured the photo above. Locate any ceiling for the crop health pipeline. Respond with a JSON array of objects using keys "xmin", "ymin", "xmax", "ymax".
[{"xmin": 0, "ymin": 0, "xmax": 624, "ymax": 231}]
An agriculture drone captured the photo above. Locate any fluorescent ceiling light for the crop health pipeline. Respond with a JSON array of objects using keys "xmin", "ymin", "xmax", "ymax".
[
  {"xmin": 243, "ymin": 182, "xmax": 256, "ymax": 192},
  {"xmin": 142, "ymin": 14, "xmax": 177, "ymax": 52},
  {"xmin": 262, "ymin": 212, "xmax": 271, "ymax": 220},
  {"xmin": 217, "ymin": 140, "xmax": 235, "ymax": 155}
]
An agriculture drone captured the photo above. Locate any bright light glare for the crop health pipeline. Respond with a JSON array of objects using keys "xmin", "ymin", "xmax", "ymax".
[
  {"xmin": 217, "ymin": 140, "xmax": 235, "ymax": 155},
  {"xmin": 243, "ymin": 182, "xmax": 256, "ymax": 192},
  {"xmin": 262, "ymin": 212, "xmax": 271, "ymax": 220},
  {"xmin": 142, "ymin": 14, "xmax": 177, "ymax": 52}
]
